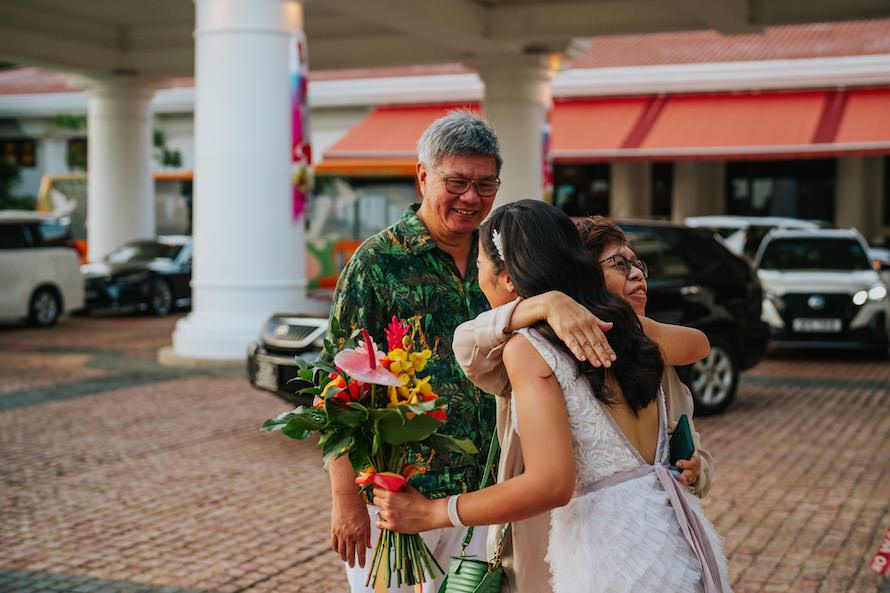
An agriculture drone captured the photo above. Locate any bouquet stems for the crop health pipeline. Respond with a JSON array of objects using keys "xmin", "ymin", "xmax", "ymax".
[{"xmin": 364, "ymin": 528, "xmax": 444, "ymax": 588}]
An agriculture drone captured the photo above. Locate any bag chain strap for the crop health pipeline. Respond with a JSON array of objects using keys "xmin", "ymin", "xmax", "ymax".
[{"xmin": 458, "ymin": 430, "xmax": 511, "ymax": 564}]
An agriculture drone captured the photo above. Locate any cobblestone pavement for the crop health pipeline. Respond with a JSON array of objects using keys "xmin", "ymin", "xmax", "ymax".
[{"xmin": 1, "ymin": 314, "xmax": 888, "ymax": 593}]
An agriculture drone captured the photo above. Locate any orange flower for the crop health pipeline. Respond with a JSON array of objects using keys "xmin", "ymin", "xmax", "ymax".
[
  {"xmin": 320, "ymin": 374, "xmax": 346, "ymax": 399},
  {"xmin": 320, "ymin": 374, "xmax": 366, "ymax": 403},
  {"xmin": 401, "ymin": 464, "xmax": 426, "ymax": 480}
]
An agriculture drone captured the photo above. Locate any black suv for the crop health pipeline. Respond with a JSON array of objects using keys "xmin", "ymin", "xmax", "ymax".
[
  {"xmin": 619, "ymin": 220, "xmax": 770, "ymax": 414},
  {"xmin": 247, "ymin": 304, "xmax": 330, "ymax": 406},
  {"xmin": 248, "ymin": 221, "xmax": 769, "ymax": 415}
]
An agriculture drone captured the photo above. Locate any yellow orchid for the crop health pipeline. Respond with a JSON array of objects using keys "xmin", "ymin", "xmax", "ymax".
[
  {"xmin": 387, "ymin": 348, "xmax": 414, "ymax": 375},
  {"xmin": 410, "ymin": 375, "xmax": 433, "ymax": 397},
  {"xmin": 388, "ymin": 384, "xmax": 411, "ymax": 407},
  {"xmin": 409, "ymin": 349, "xmax": 432, "ymax": 373}
]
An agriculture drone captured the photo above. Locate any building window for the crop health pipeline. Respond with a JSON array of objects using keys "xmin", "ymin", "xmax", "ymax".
[
  {"xmin": 726, "ymin": 159, "xmax": 836, "ymax": 223},
  {"xmin": 651, "ymin": 162, "xmax": 673, "ymax": 219},
  {"xmin": 0, "ymin": 139, "xmax": 37, "ymax": 168},
  {"xmin": 553, "ymin": 164, "xmax": 610, "ymax": 217},
  {"xmin": 67, "ymin": 138, "xmax": 87, "ymax": 170}
]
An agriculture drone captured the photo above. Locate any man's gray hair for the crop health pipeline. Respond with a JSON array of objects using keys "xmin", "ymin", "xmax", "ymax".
[{"xmin": 417, "ymin": 110, "xmax": 502, "ymax": 174}]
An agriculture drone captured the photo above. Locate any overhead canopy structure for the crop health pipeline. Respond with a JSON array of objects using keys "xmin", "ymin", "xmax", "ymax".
[{"xmin": 2, "ymin": 0, "xmax": 890, "ymax": 77}]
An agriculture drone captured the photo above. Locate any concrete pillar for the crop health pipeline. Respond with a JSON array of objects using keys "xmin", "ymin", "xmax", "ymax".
[
  {"xmin": 477, "ymin": 54, "xmax": 555, "ymax": 208},
  {"xmin": 836, "ymin": 157, "xmax": 882, "ymax": 243},
  {"xmin": 171, "ymin": 0, "xmax": 306, "ymax": 360},
  {"xmin": 85, "ymin": 77, "xmax": 155, "ymax": 261},
  {"xmin": 610, "ymin": 161, "xmax": 651, "ymax": 218},
  {"xmin": 671, "ymin": 161, "xmax": 726, "ymax": 222}
]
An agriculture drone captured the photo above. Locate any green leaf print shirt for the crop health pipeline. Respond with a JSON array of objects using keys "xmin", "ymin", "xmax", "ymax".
[{"xmin": 322, "ymin": 204, "xmax": 496, "ymax": 499}]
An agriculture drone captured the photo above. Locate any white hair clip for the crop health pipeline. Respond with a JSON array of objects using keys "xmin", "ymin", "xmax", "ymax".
[{"xmin": 491, "ymin": 229, "xmax": 505, "ymax": 261}]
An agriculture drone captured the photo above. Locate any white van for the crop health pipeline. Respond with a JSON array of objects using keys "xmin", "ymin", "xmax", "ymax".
[
  {"xmin": 685, "ymin": 215, "xmax": 825, "ymax": 261},
  {"xmin": 0, "ymin": 211, "xmax": 84, "ymax": 326}
]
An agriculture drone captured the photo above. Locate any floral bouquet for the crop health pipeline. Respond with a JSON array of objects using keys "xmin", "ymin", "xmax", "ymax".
[{"xmin": 262, "ymin": 316, "xmax": 477, "ymax": 589}]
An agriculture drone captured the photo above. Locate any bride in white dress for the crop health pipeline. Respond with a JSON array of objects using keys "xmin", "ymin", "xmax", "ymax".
[{"xmin": 374, "ymin": 200, "xmax": 732, "ymax": 593}]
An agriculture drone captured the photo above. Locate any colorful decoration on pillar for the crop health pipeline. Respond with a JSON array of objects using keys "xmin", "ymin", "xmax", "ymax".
[
  {"xmin": 290, "ymin": 32, "xmax": 312, "ymax": 221},
  {"xmin": 542, "ymin": 112, "xmax": 553, "ymax": 203}
]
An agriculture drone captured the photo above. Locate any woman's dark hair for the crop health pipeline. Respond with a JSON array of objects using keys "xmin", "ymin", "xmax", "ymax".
[
  {"xmin": 480, "ymin": 200, "xmax": 663, "ymax": 415},
  {"xmin": 576, "ymin": 215, "xmax": 633, "ymax": 260}
]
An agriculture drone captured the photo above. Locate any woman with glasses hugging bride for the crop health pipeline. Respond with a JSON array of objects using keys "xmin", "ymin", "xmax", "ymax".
[{"xmin": 373, "ymin": 201, "xmax": 731, "ymax": 593}]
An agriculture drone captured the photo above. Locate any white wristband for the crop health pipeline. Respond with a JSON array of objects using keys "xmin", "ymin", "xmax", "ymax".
[{"xmin": 447, "ymin": 494, "xmax": 466, "ymax": 528}]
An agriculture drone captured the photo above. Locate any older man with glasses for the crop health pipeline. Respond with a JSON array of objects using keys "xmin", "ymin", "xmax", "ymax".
[
  {"xmin": 321, "ymin": 110, "xmax": 616, "ymax": 592},
  {"xmin": 319, "ymin": 111, "xmax": 507, "ymax": 593}
]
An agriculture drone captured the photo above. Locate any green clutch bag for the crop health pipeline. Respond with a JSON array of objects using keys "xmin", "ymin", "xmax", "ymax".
[
  {"xmin": 438, "ymin": 432, "xmax": 510, "ymax": 593},
  {"xmin": 439, "ymin": 555, "xmax": 504, "ymax": 593}
]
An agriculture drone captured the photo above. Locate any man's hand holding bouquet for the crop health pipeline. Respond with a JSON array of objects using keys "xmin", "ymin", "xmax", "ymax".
[{"xmin": 263, "ymin": 316, "xmax": 477, "ymax": 589}]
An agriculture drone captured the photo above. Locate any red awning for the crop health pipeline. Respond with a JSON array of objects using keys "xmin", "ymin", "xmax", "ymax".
[
  {"xmin": 638, "ymin": 91, "xmax": 828, "ymax": 159},
  {"xmin": 551, "ymin": 91, "xmax": 836, "ymax": 161},
  {"xmin": 834, "ymin": 88, "xmax": 890, "ymax": 152},
  {"xmin": 322, "ymin": 89, "xmax": 890, "ymax": 165},
  {"xmin": 324, "ymin": 103, "xmax": 479, "ymax": 160},
  {"xmin": 549, "ymin": 97, "xmax": 652, "ymax": 154}
]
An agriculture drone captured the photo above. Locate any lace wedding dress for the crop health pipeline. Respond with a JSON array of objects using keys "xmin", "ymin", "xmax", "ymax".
[{"xmin": 514, "ymin": 328, "xmax": 732, "ymax": 593}]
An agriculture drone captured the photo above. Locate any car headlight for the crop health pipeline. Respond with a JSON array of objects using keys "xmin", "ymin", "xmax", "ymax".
[
  {"xmin": 262, "ymin": 316, "xmax": 328, "ymax": 350},
  {"xmin": 764, "ymin": 289, "xmax": 784, "ymax": 310},
  {"xmin": 853, "ymin": 284, "xmax": 887, "ymax": 306}
]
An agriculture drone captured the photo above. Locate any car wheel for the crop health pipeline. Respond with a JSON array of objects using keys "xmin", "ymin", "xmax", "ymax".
[
  {"xmin": 690, "ymin": 335, "xmax": 738, "ymax": 415},
  {"xmin": 28, "ymin": 287, "xmax": 61, "ymax": 327},
  {"xmin": 148, "ymin": 278, "xmax": 174, "ymax": 316}
]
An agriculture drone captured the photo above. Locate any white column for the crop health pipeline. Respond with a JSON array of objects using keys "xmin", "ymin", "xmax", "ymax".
[
  {"xmin": 610, "ymin": 161, "xmax": 652, "ymax": 218},
  {"xmin": 671, "ymin": 161, "xmax": 726, "ymax": 222},
  {"xmin": 836, "ymin": 157, "xmax": 882, "ymax": 243},
  {"xmin": 85, "ymin": 78, "xmax": 155, "ymax": 261},
  {"xmin": 171, "ymin": 0, "xmax": 306, "ymax": 360},
  {"xmin": 477, "ymin": 55, "xmax": 555, "ymax": 208}
]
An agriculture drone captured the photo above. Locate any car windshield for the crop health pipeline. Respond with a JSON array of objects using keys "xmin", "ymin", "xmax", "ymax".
[
  {"xmin": 107, "ymin": 241, "xmax": 183, "ymax": 264},
  {"xmin": 759, "ymin": 238, "xmax": 870, "ymax": 271}
]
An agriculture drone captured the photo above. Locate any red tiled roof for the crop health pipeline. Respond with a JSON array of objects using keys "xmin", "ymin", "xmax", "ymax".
[
  {"xmin": 309, "ymin": 63, "xmax": 469, "ymax": 81},
  {"xmin": 568, "ymin": 20, "xmax": 890, "ymax": 68},
  {"xmin": 0, "ymin": 67, "xmax": 72, "ymax": 94}
]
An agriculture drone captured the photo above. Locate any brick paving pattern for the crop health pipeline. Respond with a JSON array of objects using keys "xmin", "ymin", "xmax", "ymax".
[{"xmin": 1, "ymin": 315, "xmax": 888, "ymax": 593}]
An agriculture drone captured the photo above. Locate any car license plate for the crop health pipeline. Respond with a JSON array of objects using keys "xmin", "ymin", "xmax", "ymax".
[
  {"xmin": 255, "ymin": 361, "xmax": 278, "ymax": 391},
  {"xmin": 792, "ymin": 318, "xmax": 842, "ymax": 333}
]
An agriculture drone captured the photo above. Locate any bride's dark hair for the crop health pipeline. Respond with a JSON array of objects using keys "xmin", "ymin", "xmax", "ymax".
[{"xmin": 480, "ymin": 200, "xmax": 663, "ymax": 415}]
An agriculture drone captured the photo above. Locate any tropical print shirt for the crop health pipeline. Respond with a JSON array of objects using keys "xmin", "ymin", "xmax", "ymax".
[{"xmin": 322, "ymin": 204, "xmax": 495, "ymax": 498}]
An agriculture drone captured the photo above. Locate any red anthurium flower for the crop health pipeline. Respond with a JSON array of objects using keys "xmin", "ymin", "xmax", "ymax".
[
  {"xmin": 345, "ymin": 380, "xmax": 363, "ymax": 401},
  {"xmin": 429, "ymin": 409, "xmax": 447, "ymax": 422},
  {"xmin": 354, "ymin": 471, "xmax": 408, "ymax": 492},
  {"xmin": 355, "ymin": 469, "xmax": 374, "ymax": 486},
  {"xmin": 423, "ymin": 392, "xmax": 446, "ymax": 422}
]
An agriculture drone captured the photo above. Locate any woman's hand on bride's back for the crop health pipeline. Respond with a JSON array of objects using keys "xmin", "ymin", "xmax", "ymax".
[
  {"xmin": 543, "ymin": 291, "xmax": 615, "ymax": 367},
  {"xmin": 374, "ymin": 486, "xmax": 449, "ymax": 534}
]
